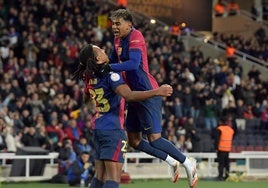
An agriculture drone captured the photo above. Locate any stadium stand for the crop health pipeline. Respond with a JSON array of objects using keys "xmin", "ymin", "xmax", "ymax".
[{"xmin": 0, "ymin": 0, "xmax": 268, "ymax": 182}]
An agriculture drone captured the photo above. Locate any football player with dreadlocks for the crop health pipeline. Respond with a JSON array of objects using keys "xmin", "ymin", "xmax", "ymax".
[{"xmin": 72, "ymin": 44, "xmax": 173, "ymax": 188}]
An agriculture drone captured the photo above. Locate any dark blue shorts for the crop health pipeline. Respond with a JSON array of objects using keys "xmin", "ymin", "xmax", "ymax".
[
  {"xmin": 125, "ymin": 96, "xmax": 162, "ymax": 134},
  {"xmin": 93, "ymin": 129, "xmax": 127, "ymax": 163}
]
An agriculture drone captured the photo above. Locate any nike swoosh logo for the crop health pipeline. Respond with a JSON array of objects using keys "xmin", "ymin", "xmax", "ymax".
[{"xmin": 144, "ymin": 127, "xmax": 151, "ymax": 130}]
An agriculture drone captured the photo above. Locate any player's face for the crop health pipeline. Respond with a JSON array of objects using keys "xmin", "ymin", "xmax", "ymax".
[
  {"xmin": 93, "ymin": 45, "xmax": 109, "ymax": 65},
  {"xmin": 111, "ymin": 18, "xmax": 132, "ymax": 39}
]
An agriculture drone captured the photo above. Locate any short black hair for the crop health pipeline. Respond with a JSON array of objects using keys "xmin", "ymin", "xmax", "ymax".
[
  {"xmin": 219, "ymin": 115, "xmax": 228, "ymax": 123},
  {"xmin": 81, "ymin": 151, "xmax": 90, "ymax": 155},
  {"xmin": 220, "ymin": 109, "xmax": 230, "ymax": 123},
  {"xmin": 79, "ymin": 135, "xmax": 87, "ymax": 140}
]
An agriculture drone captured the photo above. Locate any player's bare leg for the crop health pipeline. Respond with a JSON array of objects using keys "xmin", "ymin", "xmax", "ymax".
[
  {"xmin": 90, "ymin": 160, "xmax": 105, "ymax": 188},
  {"xmin": 103, "ymin": 160, "xmax": 123, "ymax": 188}
]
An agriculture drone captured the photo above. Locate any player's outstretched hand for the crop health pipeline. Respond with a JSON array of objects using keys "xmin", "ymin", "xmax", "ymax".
[{"xmin": 158, "ymin": 84, "xmax": 173, "ymax": 97}]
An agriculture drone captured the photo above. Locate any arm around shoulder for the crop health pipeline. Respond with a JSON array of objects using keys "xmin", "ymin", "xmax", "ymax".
[{"xmin": 115, "ymin": 84, "xmax": 173, "ymax": 102}]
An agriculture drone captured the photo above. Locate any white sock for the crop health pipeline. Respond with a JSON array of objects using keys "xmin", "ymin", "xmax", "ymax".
[
  {"xmin": 183, "ymin": 157, "xmax": 191, "ymax": 169},
  {"xmin": 165, "ymin": 155, "xmax": 177, "ymax": 166}
]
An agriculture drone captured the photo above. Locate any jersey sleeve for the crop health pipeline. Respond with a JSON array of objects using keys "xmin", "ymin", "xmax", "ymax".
[
  {"xmin": 108, "ymin": 72, "xmax": 125, "ymax": 90},
  {"xmin": 129, "ymin": 30, "xmax": 146, "ymax": 51},
  {"xmin": 110, "ymin": 50, "xmax": 141, "ymax": 71}
]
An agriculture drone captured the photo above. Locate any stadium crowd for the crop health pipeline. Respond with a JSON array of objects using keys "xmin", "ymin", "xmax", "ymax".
[
  {"xmin": 212, "ymin": 30, "xmax": 268, "ymax": 62},
  {"xmin": 0, "ymin": 0, "xmax": 268, "ymax": 171}
]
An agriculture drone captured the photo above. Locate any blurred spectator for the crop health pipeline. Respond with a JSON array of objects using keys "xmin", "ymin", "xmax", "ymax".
[
  {"xmin": 81, "ymin": 120, "xmax": 94, "ymax": 148},
  {"xmin": 5, "ymin": 126, "xmax": 17, "ymax": 152},
  {"xmin": 181, "ymin": 67, "xmax": 195, "ymax": 84},
  {"xmin": 175, "ymin": 134, "xmax": 192, "ymax": 153},
  {"xmin": 13, "ymin": 96, "xmax": 28, "ymax": 114},
  {"xmin": 64, "ymin": 118, "xmax": 82, "ymax": 145},
  {"xmin": 23, "ymin": 38, "xmax": 39, "ymax": 68},
  {"xmin": 247, "ymin": 65, "xmax": 261, "ymax": 84},
  {"xmin": 173, "ymin": 97, "xmax": 183, "ymax": 120},
  {"xmin": 162, "ymin": 100, "xmax": 175, "ymax": 123},
  {"xmin": 58, "ymin": 139, "xmax": 77, "ymax": 175},
  {"xmin": 11, "ymin": 79, "xmax": 24, "ymax": 99},
  {"xmin": 224, "ymin": 99, "xmax": 237, "ymax": 120},
  {"xmin": 0, "ymin": 117, "xmax": 7, "ymax": 151},
  {"xmin": 35, "ymin": 113, "xmax": 46, "ymax": 129},
  {"xmin": 46, "ymin": 118, "xmax": 65, "ymax": 151},
  {"xmin": 0, "ymin": 39, "xmax": 10, "ymax": 65},
  {"xmin": 263, "ymin": 0, "xmax": 268, "ymax": 21},
  {"xmin": 8, "ymin": 26, "xmax": 19, "ymax": 48},
  {"xmin": 243, "ymin": 104, "xmax": 255, "ymax": 120},
  {"xmin": 192, "ymin": 82, "xmax": 205, "ymax": 119},
  {"xmin": 173, "ymin": 84, "xmax": 184, "ymax": 101},
  {"xmin": 231, "ymin": 67, "xmax": 242, "ymax": 88},
  {"xmin": 28, "ymin": 92, "xmax": 45, "ymax": 119},
  {"xmin": 1, "ymin": 106, "xmax": 13, "ymax": 127},
  {"xmin": 17, "ymin": 68, "xmax": 31, "ymax": 94},
  {"xmin": 242, "ymin": 84, "xmax": 256, "ymax": 106},
  {"xmin": 234, "ymin": 99, "xmax": 246, "ymax": 130},
  {"xmin": 260, "ymin": 106, "xmax": 268, "ymax": 130},
  {"xmin": 36, "ymin": 125, "xmax": 52, "ymax": 151},
  {"xmin": 117, "ymin": 0, "xmax": 128, "ymax": 8},
  {"xmin": 203, "ymin": 98, "xmax": 218, "ymax": 131},
  {"xmin": 0, "ymin": 93, "xmax": 14, "ymax": 111},
  {"xmin": 20, "ymin": 109, "xmax": 34, "ymax": 127},
  {"xmin": 10, "ymin": 111, "xmax": 23, "ymax": 133},
  {"xmin": 14, "ymin": 131, "xmax": 24, "ymax": 149},
  {"xmin": 227, "ymin": 0, "xmax": 240, "ymax": 16},
  {"xmin": 221, "ymin": 87, "xmax": 235, "ymax": 110},
  {"xmin": 225, "ymin": 43, "xmax": 236, "ymax": 66},
  {"xmin": 181, "ymin": 86, "xmax": 194, "ymax": 117},
  {"xmin": 67, "ymin": 151, "xmax": 95, "ymax": 187},
  {"xmin": 163, "ymin": 120, "xmax": 177, "ymax": 143},
  {"xmin": 185, "ymin": 117, "xmax": 200, "ymax": 152},
  {"xmin": 251, "ymin": 0, "xmax": 262, "ymax": 22},
  {"xmin": 214, "ymin": 0, "xmax": 226, "ymax": 17},
  {"xmin": 21, "ymin": 126, "xmax": 40, "ymax": 147},
  {"xmin": 254, "ymin": 27, "xmax": 266, "ymax": 47},
  {"xmin": 74, "ymin": 135, "xmax": 93, "ymax": 156},
  {"xmin": 176, "ymin": 123, "xmax": 186, "ymax": 137},
  {"xmin": 170, "ymin": 21, "xmax": 181, "ymax": 40}
]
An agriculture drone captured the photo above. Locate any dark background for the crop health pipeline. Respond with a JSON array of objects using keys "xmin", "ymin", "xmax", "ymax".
[{"xmin": 128, "ymin": 0, "xmax": 212, "ymax": 31}]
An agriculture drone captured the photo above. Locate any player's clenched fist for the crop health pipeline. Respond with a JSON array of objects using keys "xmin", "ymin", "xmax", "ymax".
[{"xmin": 157, "ymin": 84, "xmax": 173, "ymax": 96}]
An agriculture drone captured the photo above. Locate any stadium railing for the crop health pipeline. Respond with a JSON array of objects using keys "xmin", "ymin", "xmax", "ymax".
[
  {"xmin": 1, "ymin": 151, "xmax": 268, "ymax": 181},
  {"xmin": 0, "ymin": 152, "xmax": 59, "ymax": 182},
  {"xmin": 123, "ymin": 151, "xmax": 268, "ymax": 179}
]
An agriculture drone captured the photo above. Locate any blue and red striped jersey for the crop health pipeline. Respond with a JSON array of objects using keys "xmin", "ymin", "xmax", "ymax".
[
  {"xmin": 110, "ymin": 28, "xmax": 159, "ymax": 91},
  {"xmin": 84, "ymin": 72, "xmax": 126, "ymax": 130}
]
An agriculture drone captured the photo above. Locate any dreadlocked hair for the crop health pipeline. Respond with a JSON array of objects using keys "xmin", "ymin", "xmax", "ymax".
[{"xmin": 72, "ymin": 44, "xmax": 98, "ymax": 81}]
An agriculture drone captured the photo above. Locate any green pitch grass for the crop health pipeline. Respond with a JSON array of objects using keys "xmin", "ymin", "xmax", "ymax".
[
  {"xmin": 1, "ymin": 179, "xmax": 268, "ymax": 188},
  {"xmin": 121, "ymin": 179, "xmax": 268, "ymax": 188}
]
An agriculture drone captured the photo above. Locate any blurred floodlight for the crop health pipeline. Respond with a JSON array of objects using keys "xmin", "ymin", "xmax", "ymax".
[
  {"xmin": 181, "ymin": 22, "xmax": 186, "ymax": 28},
  {"xmin": 150, "ymin": 19, "xmax": 156, "ymax": 24}
]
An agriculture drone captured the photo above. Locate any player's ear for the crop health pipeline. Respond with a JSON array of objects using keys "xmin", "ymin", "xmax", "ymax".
[{"xmin": 95, "ymin": 55, "xmax": 102, "ymax": 64}]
